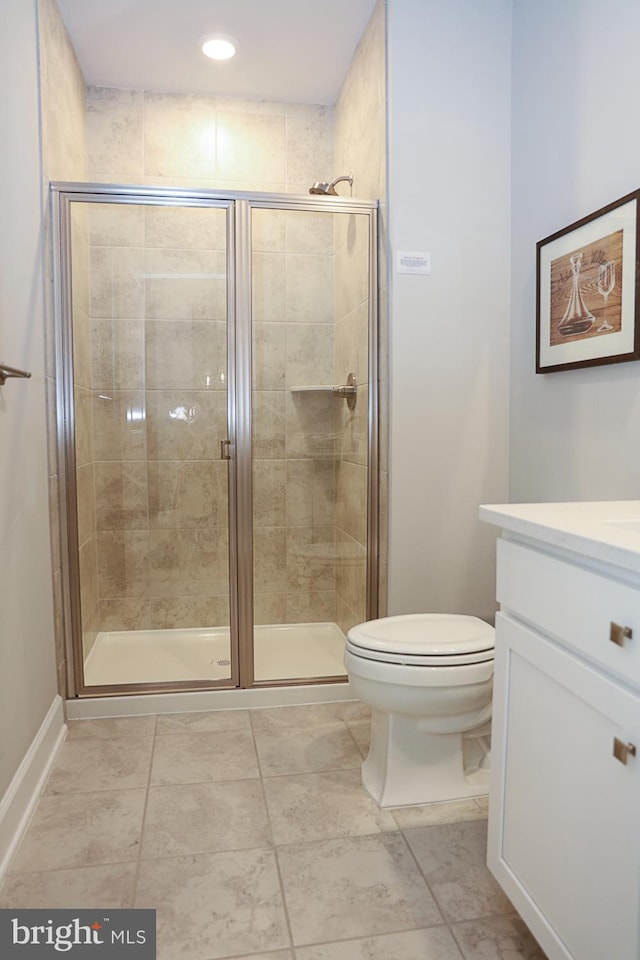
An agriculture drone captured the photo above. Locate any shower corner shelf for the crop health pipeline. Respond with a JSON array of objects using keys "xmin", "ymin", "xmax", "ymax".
[
  {"xmin": 290, "ymin": 385, "xmax": 334, "ymax": 393},
  {"xmin": 290, "ymin": 373, "xmax": 357, "ymax": 409}
]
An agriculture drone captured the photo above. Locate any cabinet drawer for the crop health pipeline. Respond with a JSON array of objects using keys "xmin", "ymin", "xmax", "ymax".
[{"xmin": 497, "ymin": 538, "xmax": 640, "ymax": 688}]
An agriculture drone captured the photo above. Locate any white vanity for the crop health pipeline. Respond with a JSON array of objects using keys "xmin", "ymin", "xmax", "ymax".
[{"xmin": 480, "ymin": 501, "xmax": 640, "ymax": 960}]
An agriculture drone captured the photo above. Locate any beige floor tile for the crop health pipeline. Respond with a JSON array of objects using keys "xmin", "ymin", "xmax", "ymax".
[
  {"xmin": 66, "ymin": 716, "xmax": 157, "ymax": 739},
  {"xmin": 450, "ymin": 914, "xmax": 547, "ymax": 959},
  {"xmin": 474, "ymin": 796, "xmax": 490, "ymax": 816},
  {"xmin": 156, "ymin": 710, "xmax": 251, "ymax": 734},
  {"xmin": 226, "ymin": 954, "xmax": 293, "ymax": 960},
  {"xmin": 44, "ymin": 738, "xmax": 154, "ymax": 794},
  {"xmin": 150, "ymin": 729, "xmax": 259, "ymax": 785},
  {"xmin": 135, "ymin": 848, "xmax": 290, "ymax": 960},
  {"xmin": 403, "ymin": 821, "xmax": 512, "ymax": 924},
  {"xmin": 0, "ymin": 863, "xmax": 137, "ymax": 908},
  {"xmin": 249, "ymin": 701, "xmax": 369, "ymax": 730},
  {"xmin": 277, "ymin": 833, "xmax": 443, "ymax": 945},
  {"xmin": 254, "ymin": 723, "xmax": 362, "ymax": 777},
  {"xmin": 9, "ymin": 790, "xmax": 146, "ymax": 872},
  {"xmin": 346, "ymin": 718, "xmax": 370, "ymax": 757},
  {"xmin": 263, "ymin": 769, "xmax": 396, "ymax": 844},
  {"xmin": 142, "ymin": 779, "xmax": 272, "ymax": 858},
  {"xmin": 391, "ymin": 798, "xmax": 487, "ymax": 830},
  {"xmin": 294, "ymin": 927, "xmax": 464, "ymax": 960}
]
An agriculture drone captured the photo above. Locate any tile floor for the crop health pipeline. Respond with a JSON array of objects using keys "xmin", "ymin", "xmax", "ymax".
[{"xmin": 0, "ymin": 701, "xmax": 547, "ymax": 960}]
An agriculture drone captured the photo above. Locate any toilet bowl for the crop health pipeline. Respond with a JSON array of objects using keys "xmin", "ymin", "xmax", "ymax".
[{"xmin": 345, "ymin": 614, "xmax": 495, "ymax": 807}]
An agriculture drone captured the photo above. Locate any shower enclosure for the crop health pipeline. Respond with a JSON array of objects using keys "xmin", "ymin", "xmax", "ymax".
[{"xmin": 52, "ymin": 184, "xmax": 378, "ymax": 696}]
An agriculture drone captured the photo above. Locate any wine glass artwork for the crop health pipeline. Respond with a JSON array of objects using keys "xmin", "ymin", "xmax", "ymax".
[
  {"xmin": 557, "ymin": 252, "xmax": 595, "ymax": 337},
  {"xmin": 596, "ymin": 260, "xmax": 615, "ymax": 332}
]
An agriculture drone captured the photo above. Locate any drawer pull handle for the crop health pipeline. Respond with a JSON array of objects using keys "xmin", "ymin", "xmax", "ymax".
[
  {"xmin": 613, "ymin": 738, "xmax": 637, "ymax": 765},
  {"xmin": 610, "ymin": 622, "xmax": 632, "ymax": 647}
]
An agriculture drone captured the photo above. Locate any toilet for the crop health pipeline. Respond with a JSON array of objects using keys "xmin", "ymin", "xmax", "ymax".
[{"xmin": 344, "ymin": 613, "xmax": 495, "ymax": 808}]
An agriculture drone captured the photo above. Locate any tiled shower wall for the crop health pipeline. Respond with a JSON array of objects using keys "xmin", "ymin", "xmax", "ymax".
[{"xmin": 83, "ymin": 88, "xmax": 342, "ymax": 633}]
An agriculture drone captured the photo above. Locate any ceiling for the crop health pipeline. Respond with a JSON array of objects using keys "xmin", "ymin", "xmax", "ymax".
[{"xmin": 57, "ymin": 0, "xmax": 378, "ymax": 105}]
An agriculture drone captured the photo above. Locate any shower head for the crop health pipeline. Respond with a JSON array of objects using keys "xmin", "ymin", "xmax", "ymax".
[{"xmin": 309, "ymin": 174, "xmax": 353, "ymax": 196}]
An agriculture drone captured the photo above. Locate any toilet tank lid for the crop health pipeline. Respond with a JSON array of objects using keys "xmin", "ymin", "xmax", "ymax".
[{"xmin": 347, "ymin": 614, "xmax": 495, "ymax": 657}]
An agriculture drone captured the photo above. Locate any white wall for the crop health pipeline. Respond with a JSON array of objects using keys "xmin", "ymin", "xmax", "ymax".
[
  {"xmin": 0, "ymin": 0, "xmax": 58, "ymax": 799},
  {"xmin": 510, "ymin": 0, "xmax": 640, "ymax": 502},
  {"xmin": 386, "ymin": 0, "xmax": 512, "ymax": 621}
]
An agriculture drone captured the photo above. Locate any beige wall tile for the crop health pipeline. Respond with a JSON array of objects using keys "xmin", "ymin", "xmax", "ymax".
[
  {"xmin": 72, "ymin": 304, "xmax": 91, "ymax": 390},
  {"xmin": 286, "ymin": 591, "xmax": 337, "ymax": 625},
  {"xmin": 252, "ymin": 392, "xmax": 286, "ymax": 459},
  {"xmin": 97, "ymin": 530, "xmax": 150, "ymax": 599},
  {"xmin": 148, "ymin": 460, "xmax": 227, "ymax": 529},
  {"xmin": 287, "ymin": 526, "xmax": 336, "ymax": 592},
  {"xmin": 286, "ymin": 254, "xmax": 334, "ymax": 324},
  {"xmin": 285, "ymin": 392, "xmax": 336, "ymax": 460},
  {"xmin": 92, "ymin": 392, "xmax": 147, "ymax": 461},
  {"xmin": 252, "ymin": 209, "xmax": 286, "ymax": 253},
  {"xmin": 253, "ymin": 324, "xmax": 286, "ymax": 391},
  {"xmin": 148, "ymin": 528, "xmax": 228, "ymax": 598},
  {"xmin": 87, "ymin": 87, "xmax": 144, "ymax": 180},
  {"xmin": 144, "ymin": 92, "xmax": 216, "ymax": 179},
  {"xmin": 89, "ymin": 246, "xmax": 145, "ymax": 319},
  {"xmin": 253, "ymin": 527, "xmax": 287, "ymax": 594},
  {"xmin": 144, "ymin": 204, "xmax": 227, "ymax": 251},
  {"xmin": 285, "ymin": 104, "xmax": 334, "ymax": 187},
  {"xmin": 254, "ymin": 593, "xmax": 287, "ymax": 625},
  {"xmin": 146, "ymin": 390, "xmax": 227, "ymax": 461},
  {"xmin": 76, "ymin": 462, "xmax": 97, "ymax": 546},
  {"xmin": 286, "ymin": 324, "xmax": 334, "ymax": 388},
  {"xmin": 335, "ymin": 216, "xmax": 370, "ymax": 321},
  {"xmin": 89, "ymin": 203, "xmax": 145, "ymax": 248},
  {"xmin": 252, "ymin": 252, "xmax": 286, "ymax": 324},
  {"xmin": 79, "ymin": 537, "xmax": 99, "ymax": 620},
  {"xmin": 253, "ymin": 461, "xmax": 287, "ymax": 528},
  {"xmin": 94, "ymin": 461, "xmax": 149, "ymax": 531},
  {"xmin": 149, "ymin": 596, "xmax": 230, "ymax": 630},
  {"xmin": 336, "ymin": 460, "xmax": 368, "ymax": 547},
  {"xmin": 74, "ymin": 386, "xmax": 94, "ymax": 467},
  {"xmin": 216, "ymin": 111, "xmax": 286, "ymax": 183},
  {"xmin": 144, "ymin": 249, "xmax": 227, "ymax": 321},
  {"xmin": 91, "ymin": 318, "xmax": 145, "ymax": 391},
  {"xmin": 99, "ymin": 599, "xmax": 152, "ymax": 632},
  {"xmin": 145, "ymin": 320, "xmax": 227, "ymax": 389},
  {"xmin": 286, "ymin": 460, "xmax": 336, "ymax": 528},
  {"xmin": 284, "ymin": 211, "xmax": 334, "ymax": 255}
]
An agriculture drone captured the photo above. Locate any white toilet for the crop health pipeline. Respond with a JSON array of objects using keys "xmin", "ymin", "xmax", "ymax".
[{"xmin": 344, "ymin": 613, "xmax": 495, "ymax": 807}]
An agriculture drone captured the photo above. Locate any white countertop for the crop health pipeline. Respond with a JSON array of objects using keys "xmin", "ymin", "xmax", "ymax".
[{"xmin": 479, "ymin": 500, "xmax": 640, "ymax": 575}]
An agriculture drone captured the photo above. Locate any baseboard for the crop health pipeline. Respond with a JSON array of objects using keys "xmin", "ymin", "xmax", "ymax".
[{"xmin": 0, "ymin": 695, "xmax": 67, "ymax": 881}]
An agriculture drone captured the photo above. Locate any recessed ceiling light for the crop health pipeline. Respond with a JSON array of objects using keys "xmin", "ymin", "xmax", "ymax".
[{"xmin": 200, "ymin": 34, "xmax": 237, "ymax": 61}]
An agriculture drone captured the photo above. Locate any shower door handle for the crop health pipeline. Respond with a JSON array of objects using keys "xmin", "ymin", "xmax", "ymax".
[{"xmin": 220, "ymin": 439, "xmax": 233, "ymax": 461}]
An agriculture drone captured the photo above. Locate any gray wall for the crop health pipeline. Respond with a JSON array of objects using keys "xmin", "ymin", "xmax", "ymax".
[
  {"xmin": 510, "ymin": 0, "xmax": 640, "ymax": 502},
  {"xmin": 0, "ymin": 0, "xmax": 58, "ymax": 800},
  {"xmin": 386, "ymin": 0, "xmax": 512, "ymax": 622}
]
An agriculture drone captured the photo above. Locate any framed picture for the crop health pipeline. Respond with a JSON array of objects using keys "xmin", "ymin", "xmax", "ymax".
[{"xmin": 536, "ymin": 189, "xmax": 640, "ymax": 373}]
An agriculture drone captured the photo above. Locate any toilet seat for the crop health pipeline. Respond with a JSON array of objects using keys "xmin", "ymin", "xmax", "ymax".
[{"xmin": 346, "ymin": 614, "xmax": 494, "ymax": 667}]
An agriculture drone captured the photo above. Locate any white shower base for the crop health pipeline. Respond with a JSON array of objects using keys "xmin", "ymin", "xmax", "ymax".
[{"xmin": 83, "ymin": 621, "xmax": 348, "ymax": 687}]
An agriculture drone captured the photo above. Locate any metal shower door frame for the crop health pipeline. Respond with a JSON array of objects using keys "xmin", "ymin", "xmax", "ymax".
[{"xmin": 52, "ymin": 183, "xmax": 379, "ymax": 697}]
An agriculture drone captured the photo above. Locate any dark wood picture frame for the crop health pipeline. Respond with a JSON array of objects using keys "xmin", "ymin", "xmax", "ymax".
[{"xmin": 536, "ymin": 189, "xmax": 640, "ymax": 373}]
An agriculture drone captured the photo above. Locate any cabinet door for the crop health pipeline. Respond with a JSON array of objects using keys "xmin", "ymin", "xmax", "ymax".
[{"xmin": 489, "ymin": 613, "xmax": 640, "ymax": 960}]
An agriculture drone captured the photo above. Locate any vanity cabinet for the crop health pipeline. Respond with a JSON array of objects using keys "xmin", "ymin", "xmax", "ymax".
[{"xmin": 488, "ymin": 534, "xmax": 640, "ymax": 960}]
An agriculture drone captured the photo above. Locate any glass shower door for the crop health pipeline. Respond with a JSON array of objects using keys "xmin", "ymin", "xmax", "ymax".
[
  {"xmin": 250, "ymin": 204, "xmax": 372, "ymax": 683},
  {"xmin": 65, "ymin": 197, "xmax": 235, "ymax": 690}
]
